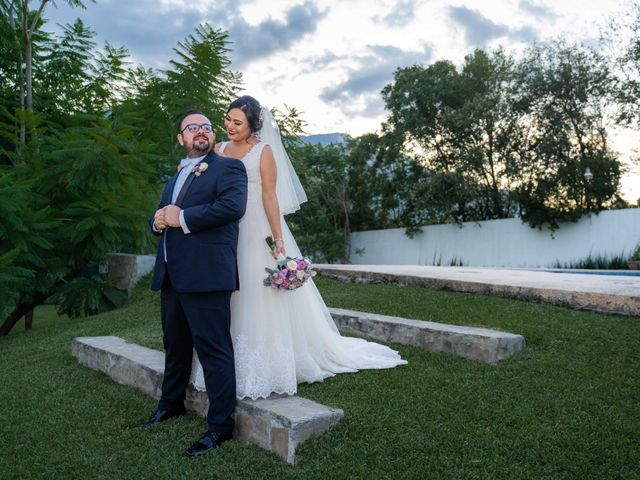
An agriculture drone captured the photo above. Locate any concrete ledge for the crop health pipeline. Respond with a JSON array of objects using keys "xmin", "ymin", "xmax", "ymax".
[
  {"xmin": 106, "ymin": 253, "xmax": 155, "ymax": 296},
  {"xmin": 317, "ymin": 266, "xmax": 640, "ymax": 316},
  {"xmin": 329, "ymin": 308, "xmax": 524, "ymax": 364},
  {"xmin": 72, "ymin": 336, "xmax": 343, "ymax": 464}
]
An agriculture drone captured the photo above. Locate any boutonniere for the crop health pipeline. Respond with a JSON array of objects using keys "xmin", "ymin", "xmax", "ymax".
[{"xmin": 193, "ymin": 162, "xmax": 208, "ymax": 176}]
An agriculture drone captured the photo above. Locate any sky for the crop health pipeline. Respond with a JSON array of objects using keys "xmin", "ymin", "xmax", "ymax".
[{"xmin": 44, "ymin": 0, "xmax": 639, "ymax": 202}]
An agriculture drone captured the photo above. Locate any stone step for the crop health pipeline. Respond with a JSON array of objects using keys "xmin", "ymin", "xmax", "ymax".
[
  {"xmin": 329, "ymin": 308, "xmax": 524, "ymax": 364},
  {"xmin": 72, "ymin": 336, "xmax": 343, "ymax": 464}
]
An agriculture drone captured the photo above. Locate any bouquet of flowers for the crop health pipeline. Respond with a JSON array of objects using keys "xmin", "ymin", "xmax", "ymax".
[{"xmin": 263, "ymin": 237, "xmax": 316, "ymax": 290}]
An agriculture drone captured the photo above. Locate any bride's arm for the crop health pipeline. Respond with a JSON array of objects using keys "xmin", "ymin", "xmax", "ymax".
[{"xmin": 260, "ymin": 145, "xmax": 286, "ymax": 257}]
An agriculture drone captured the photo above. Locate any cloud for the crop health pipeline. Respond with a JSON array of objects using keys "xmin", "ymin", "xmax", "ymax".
[
  {"xmin": 43, "ymin": 0, "xmax": 220, "ymax": 68},
  {"xmin": 320, "ymin": 43, "xmax": 432, "ymax": 117},
  {"xmin": 518, "ymin": 0, "xmax": 558, "ymax": 20},
  {"xmin": 299, "ymin": 51, "xmax": 342, "ymax": 74},
  {"xmin": 448, "ymin": 5, "xmax": 538, "ymax": 46},
  {"xmin": 227, "ymin": 1, "xmax": 328, "ymax": 67},
  {"xmin": 448, "ymin": 6, "xmax": 508, "ymax": 44},
  {"xmin": 43, "ymin": 0, "xmax": 327, "ymax": 69},
  {"xmin": 376, "ymin": 0, "xmax": 419, "ymax": 28}
]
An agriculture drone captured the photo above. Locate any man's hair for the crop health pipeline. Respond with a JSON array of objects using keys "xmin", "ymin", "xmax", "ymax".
[{"xmin": 178, "ymin": 109, "xmax": 204, "ymax": 133}]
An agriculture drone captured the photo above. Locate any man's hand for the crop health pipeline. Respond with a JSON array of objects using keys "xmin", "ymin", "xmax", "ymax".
[
  {"xmin": 163, "ymin": 205, "xmax": 182, "ymax": 227},
  {"xmin": 154, "ymin": 208, "xmax": 167, "ymax": 230},
  {"xmin": 154, "ymin": 205, "xmax": 182, "ymax": 229}
]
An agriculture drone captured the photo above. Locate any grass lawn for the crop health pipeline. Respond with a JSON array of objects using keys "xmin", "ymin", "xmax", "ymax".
[{"xmin": 1, "ymin": 276, "xmax": 638, "ymax": 479}]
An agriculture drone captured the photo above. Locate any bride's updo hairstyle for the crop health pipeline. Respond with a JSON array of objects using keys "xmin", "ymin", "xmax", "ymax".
[{"xmin": 227, "ymin": 95, "xmax": 263, "ymax": 134}]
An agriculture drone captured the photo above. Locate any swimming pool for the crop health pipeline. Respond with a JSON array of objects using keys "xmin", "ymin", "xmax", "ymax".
[{"xmin": 546, "ymin": 269, "xmax": 640, "ymax": 277}]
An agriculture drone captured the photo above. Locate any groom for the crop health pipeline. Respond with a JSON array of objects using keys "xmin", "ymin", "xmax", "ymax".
[{"xmin": 141, "ymin": 109, "xmax": 247, "ymax": 458}]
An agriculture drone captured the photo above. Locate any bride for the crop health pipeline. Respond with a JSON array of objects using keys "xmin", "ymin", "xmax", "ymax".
[{"xmin": 191, "ymin": 95, "xmax": 406, "ymax": 400}]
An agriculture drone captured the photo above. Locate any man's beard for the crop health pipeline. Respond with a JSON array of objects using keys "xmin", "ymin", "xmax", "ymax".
[{"xmin": 185, "ymin": 137, "xmax": 211, "ymax": 157}]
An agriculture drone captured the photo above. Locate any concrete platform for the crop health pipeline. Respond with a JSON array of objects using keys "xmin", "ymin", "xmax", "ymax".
[
  {"xmin": 329, "ymin": 308, "xmax": 524, "ymax": 364},
  {"xmin": 317, "ymin": 265, "xmax": 640, "ymax": 316},
  {"xmin": 72, "ymin": 336, "xmax": 343, "ymax": 464}
]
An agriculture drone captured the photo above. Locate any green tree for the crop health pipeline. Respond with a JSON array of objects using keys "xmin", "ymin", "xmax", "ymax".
[
  {"xmin": 346, "ymin": 133, "xmax": 435, "ymax": 234},
  {"xmin": 122, "ymin": 24, "xmax": 242, "ymax": 176},
  {"xmin": 288, "ymin": 142, "xmax": 351, "ymax": 262},
  {"xmin": 287, "ymin": 132, "xmax": 435, "ymax": 260},
  {"xmin": 0, "ymin": 9, "xmax": 241, "ymax": 334},
  {"xmin": 270, "ymin": 107, "xmax": 357, "ymax": 261},
  {"xmin": 382, "ymin": 46, "xmax": 625, "ymax": 231},
  {"xmin": 1, "ymin": 0, "xmax": 90, "ymax": 150},
  {"xmin": 0, "ymin": 109, "xmax": 156, "ymax": 335},
  {"xmin": 608, "ymin": 1, "xmax": 640, "ymax": 126},
  {"xmin": 513, "ymin": 42, "xmax": 625, "ymax": 229},
  {"xmin": 605, "ymin": 1, "xmax": 640, "ymax": 203},
  {"xmin": 382, "ymin": 49, "xmax": 522, "ymax": 224}
]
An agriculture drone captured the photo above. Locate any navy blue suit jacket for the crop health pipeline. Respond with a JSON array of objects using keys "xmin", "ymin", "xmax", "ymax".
[{"xmin": 150, "ymin": 151, "xmax": 248, "ymax": 293}]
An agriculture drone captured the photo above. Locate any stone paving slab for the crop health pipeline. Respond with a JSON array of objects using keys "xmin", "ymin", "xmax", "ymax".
[
  {"xmin": 72, "ymin": 336, "xmax": 343, "ymax": 464},
  {"xmin": 317, "ymin": 265, "xmax": 640, "ymax": 316},
  {"xmin": 329, "ymin": 308, "xmax": 524, "ymax": 364}
]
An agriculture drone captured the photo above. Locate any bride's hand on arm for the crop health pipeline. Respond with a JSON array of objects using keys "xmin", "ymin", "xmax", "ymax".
[{"xmin": 260, "ymin": 145, "xmax": 286, "ymax": 257}]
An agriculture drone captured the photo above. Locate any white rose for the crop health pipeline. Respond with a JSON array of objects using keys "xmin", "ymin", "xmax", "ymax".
[
  {"xmin": 286, "ymin": 260, "xmax": 298, "ymax": 271},
  {"xmin": 296, "ymin": 270, "xmax": 305, "ymax": 279}
]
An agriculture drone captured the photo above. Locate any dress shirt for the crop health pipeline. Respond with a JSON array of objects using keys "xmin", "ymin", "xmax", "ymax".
[{"xmin": 174, "ymin": 155, "xmax": 206, "ymax": 233}]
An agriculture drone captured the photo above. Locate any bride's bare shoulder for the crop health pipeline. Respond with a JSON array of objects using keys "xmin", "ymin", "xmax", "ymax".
[{"xmin": 259, "ymin": 143, "xmax": 275, "ymax": 168}]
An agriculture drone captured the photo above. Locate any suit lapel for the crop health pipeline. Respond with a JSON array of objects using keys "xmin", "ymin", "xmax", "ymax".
[{"xmin": 174, "ymin": 172, "xmax": 195, "ymax": 207}]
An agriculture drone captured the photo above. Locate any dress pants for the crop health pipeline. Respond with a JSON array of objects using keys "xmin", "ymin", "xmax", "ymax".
[{"xmin": 159, "ymin": 272, "xmax": 236, "ymax": 435}]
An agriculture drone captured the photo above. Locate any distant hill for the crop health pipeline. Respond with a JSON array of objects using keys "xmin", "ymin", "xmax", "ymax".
[{"xmin": 299, "ymin": 133, "xmax": 348, "ymax": 147}]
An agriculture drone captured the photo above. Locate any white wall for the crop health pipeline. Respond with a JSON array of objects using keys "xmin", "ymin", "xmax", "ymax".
[{"xmin": 348, "ymin": 208, "xmax": 640, "ymax": 267}]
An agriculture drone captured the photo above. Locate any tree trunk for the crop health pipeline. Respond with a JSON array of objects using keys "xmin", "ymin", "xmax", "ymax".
[
  {"xmin": 19, "ymin": 58, "xmax": 26, "ymax": 153},
  {"xmin": 6, "ymin": 2, "xmax": 26, "ymax": 156},
  {"xmin": 20, "ymin": 0, "xmax": 31, "ymax": 113},
  {"xmin": 0, "ymin": 267, "xmax": 79, "ymax": 336},
  {"xmin": 20, "ymin": 0, "xmax": 48, "ymax": 120},
  {"xmin": 24, "ymin": 31, "xmax": 32, "ymax": 114},
  {"xmin": 24, "ymin": 309, "xmax": 33, "ymax": 330},
  {"xmin": 0, "ymin": 292, "xmax": 48, "ymax": 336}
]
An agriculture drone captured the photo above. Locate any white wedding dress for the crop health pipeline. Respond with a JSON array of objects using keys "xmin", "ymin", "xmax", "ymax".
[{"xmin": 190, "ymin": 141, "xmax": 406, "ymax": 400}]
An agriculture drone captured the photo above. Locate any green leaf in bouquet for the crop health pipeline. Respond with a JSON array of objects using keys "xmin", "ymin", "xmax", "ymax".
[{"xmin": 265, "ymin": 236, "xmax": 276, "ymax": 251}]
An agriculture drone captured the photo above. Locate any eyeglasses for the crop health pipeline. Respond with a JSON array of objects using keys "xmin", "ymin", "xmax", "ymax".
[{"xmin": 180, "ymin": 123, "xmax": 213, "ymax": 134}]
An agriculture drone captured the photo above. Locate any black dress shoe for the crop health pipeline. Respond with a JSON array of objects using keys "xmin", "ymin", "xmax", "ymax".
[
  {"xmin": 183, "ymin": 431, "xmax": 233, "ymax": 458},
  {"xmin": 136, "ymin": 407, "xmax": 186, "ymax": 430}
]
